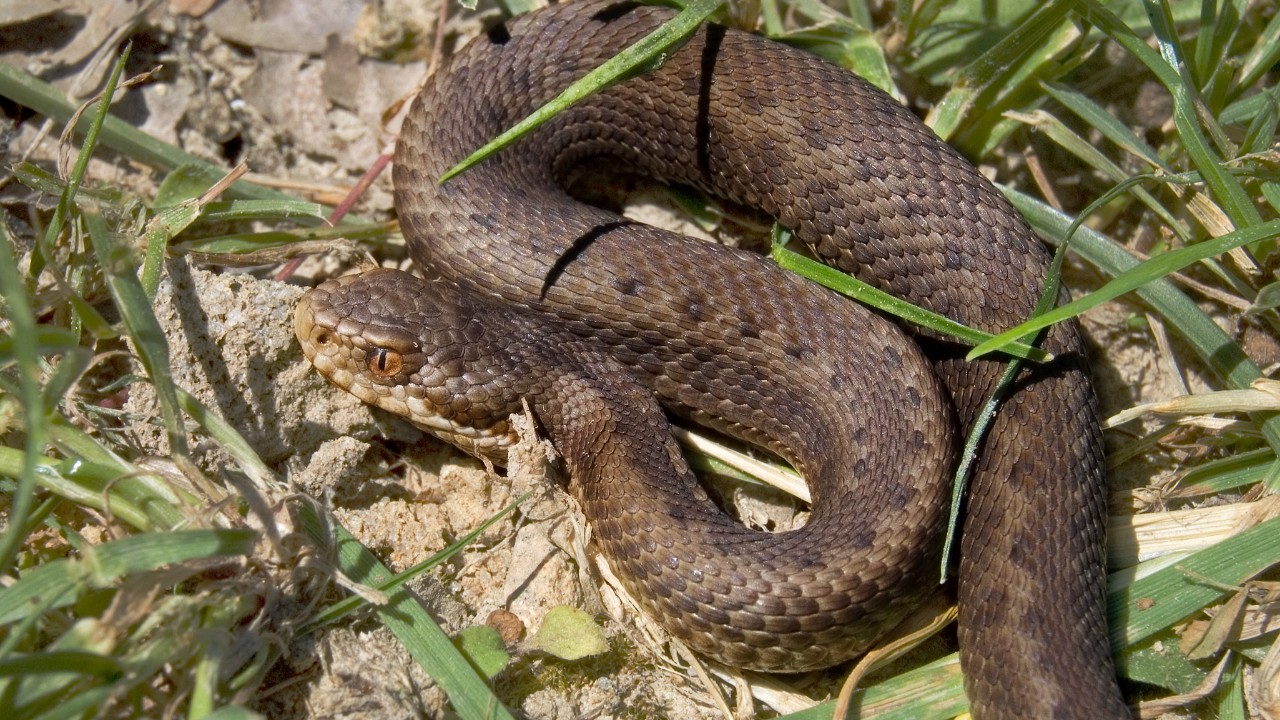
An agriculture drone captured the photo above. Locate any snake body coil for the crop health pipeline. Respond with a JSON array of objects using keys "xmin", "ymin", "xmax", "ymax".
[{"xmin": 295, "ymin": 2, "xmax": 1128, "ymax": 717}]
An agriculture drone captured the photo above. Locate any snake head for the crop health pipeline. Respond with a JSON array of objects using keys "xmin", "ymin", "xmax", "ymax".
[
  {"xmin": 294, "ymin": 268, "xmax": 523, "ymax": 461},
  {"xmin": 295, "ymin": 269, "xmax": 429, "ymax": 393}
]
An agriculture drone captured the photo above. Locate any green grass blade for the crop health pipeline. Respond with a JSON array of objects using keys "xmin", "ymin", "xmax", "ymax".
[
  {"xmin": 0, "ymin": 529, "xmax": 257, "ymax": 624},
  {"xmin": 770, "ymin": 241, "xmax": 1051, "ymax": 362},
  {"xmin": 0, "ymin": 62, "xmax": 288, "ymax": 203},
  {"xmin": 173, "ymin": 389, "xmax": 279, "ymax": 494},
  {"xmin": 925, "ymin": 0, "xmax": 1078, "ymax": 142},
  {"xmin": 195, "ymin": 200, "xmax": 326, "ymax": 223},
  {"xmin": 1000, "ymin": 189, "xmax": 1255, "ymax": 384},
  {"xmin": 967, "ymin": 219, "xmax": 1280, "ymax": 360},
  {"xmin": 1078, "ymin": 1, "xmax": 1179, "ymax": 86},
  {"xmin": 0, "ymin": 225, "xmax": 48, "ymax": 577},
  {"xmin": 32, "ymin": 46, "xmax": 129, "ymax": 286},
  {"xmin": 1110, "ymin": 514, "xmax": 1280, "ymax": 650},
  {"xmin": 1007, "ymin": 107, "xmax": 1189, "ymax": 241},
  {"xmin": 302, "ymin": 493, "xmax": 527, "ymax": 632},
  {"xmin": 1041, "ymin": 82, "xmax": 1170, "ymax": 169},
  {"xmin": 0, "ymin": 447, "xmax": 170, "ymax": 532},
  {"xmin": 1236, "ymin": 7, "xmax": 1280, "ymax": 91},
  {"xmin": 1142, "ymin": 0, "xmax": 1262, "ymax": 230},
  {"xmin": 0, "ymin": 652, "xmax": 122, "ymax": 679},
  {"xmin": 0, "ymin": 327, "xmax": 80, "ymax": 363},
  {"xmin": 173, "ymin": 221, "xmax": 394, "ymax": 255},
  {"xmin": 1174, "ymin": 448, "xmax": 1276, "ymax": 497},
  {"xmin": 296, "ymin": 503, "xmax": 515, "ymax": 720},
  {"xmin": 84, "ymin": 210, "xmax": 190, "ymax": 459},
  {"xmin": 439, "ymin": 0, "xmax": 726, "ymax": 183},
  {"xmin": 775, "ymin": 654, "xmax": 966, "ymax": 719},
  {"xmin": 1000, "ymin": 188, "xmax": 1280, "ymax": 475}
]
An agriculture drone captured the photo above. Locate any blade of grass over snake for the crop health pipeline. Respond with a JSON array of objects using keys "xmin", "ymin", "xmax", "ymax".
[
  {"xmin": 770, "ymin": 240, "xmax": 1051, "ymax": 362},
  {"xmin": 1000, "ymin": 188, "xmax": 1280, "ymax": 484},
  {"xmin": 438, "ymin": 0, "xmax": 726, "ymax": 183},
  {"xmin": 0, "ymin": 222, "xmax": 48, "ymax": 576},
  {"xmin": 296, "ymin": 503, "xmax": 516, "ymax": 720},
  {"xmin": 967, "ymin": 219, "xmax": 1280, "ymax": 360},
  {"xmin": 938, "ymin": 238, "xmax": 1065, "ymax": 579}
]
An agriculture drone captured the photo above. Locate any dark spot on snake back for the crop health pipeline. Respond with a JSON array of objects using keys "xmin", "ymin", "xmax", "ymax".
[
  {"xmin": 906, "ymin": 385, "xmax": 921, "ymax": 408},
  {"xmin": 883, "ymin": 481, "xmax": 915, "ymax": 510},
  {"xmin": 590, "ymin": 1, "xmax": 642, "ymax": 23},
  {"xmin": 850, "ymin": 527, "xmax": 877, "ymax": 550},
  {"xmin": 485, "ymin": 22, "xmax": 511, "ymax": 45},
  {"xmin": 615, "ymin": 277, "xmax": 640, "ymax": 296}
]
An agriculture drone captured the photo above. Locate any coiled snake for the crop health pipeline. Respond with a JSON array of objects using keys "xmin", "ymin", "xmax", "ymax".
[{"xmin": 294, "ymin": 2, "xmax": 1128, "ymax": 717}]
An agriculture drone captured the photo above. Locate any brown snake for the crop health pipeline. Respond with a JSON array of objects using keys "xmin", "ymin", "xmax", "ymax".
[{"xmin": 294, "ymin": 2, "xmax": 1128, "ymax": 717}]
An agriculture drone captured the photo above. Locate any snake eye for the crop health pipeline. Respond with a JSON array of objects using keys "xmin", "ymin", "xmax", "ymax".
[{"xmin": 366, "ymin": 348, "xmax": 404, "ymax": 378}]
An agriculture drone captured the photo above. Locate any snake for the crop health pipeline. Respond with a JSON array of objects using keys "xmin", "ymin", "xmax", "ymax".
[{"xmin": 293, "ymin": 2, "xmax": 1129, "ymax": 717}]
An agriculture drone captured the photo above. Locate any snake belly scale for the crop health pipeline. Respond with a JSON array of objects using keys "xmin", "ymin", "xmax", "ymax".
[{"xmin": 294, "ymin": 2, "xmax": 1128, "ymax": 717}]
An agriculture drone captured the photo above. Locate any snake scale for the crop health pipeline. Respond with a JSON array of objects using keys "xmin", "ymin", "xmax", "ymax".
[{"xmin": 294, "ymin": 2, "xmax": 1128, "ymax": 717}]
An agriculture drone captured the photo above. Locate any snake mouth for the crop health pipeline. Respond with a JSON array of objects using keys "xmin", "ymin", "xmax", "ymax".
[{"xmin": 294, "ymin": 280, "xmax": 376, "ymax": 412}]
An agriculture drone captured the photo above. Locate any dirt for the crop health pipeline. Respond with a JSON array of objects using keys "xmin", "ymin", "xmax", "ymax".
[{"xmin": 1, "ymin": 0, "xmax": 1234, "ymax": 718}]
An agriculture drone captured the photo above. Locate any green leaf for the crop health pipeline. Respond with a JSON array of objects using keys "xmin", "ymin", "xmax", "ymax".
[
  {"xmin": 1119, "ymin": 634, "xmax": 1206, "ymax": 694},
  {"xmin": 454, "ymin": 626, "xmax": 511, "ymax": 679},
  {"xmin": 0, "ymin": 529, "xmax": 257, "ymax": 624},
  {"xmin": 523, "ymin": 606, "xmax": 608, "ymax": 661},
  {"xmin": 155, "ymin": 164, "xmax": 227, "ymax": 208},
  {"xmin": 1110, "ymin": 514, "xmax": 1280, "ymax": 651},
  {"xmin": 439, "ymin": 0, "xmax": 725, "ymax": 183}
]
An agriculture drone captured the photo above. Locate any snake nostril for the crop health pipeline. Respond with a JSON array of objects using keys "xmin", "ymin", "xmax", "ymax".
[{"xmin": 314, "ymin": 331, "xmax": 332, "ymax": 346}]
